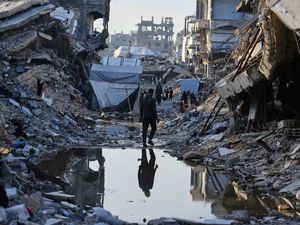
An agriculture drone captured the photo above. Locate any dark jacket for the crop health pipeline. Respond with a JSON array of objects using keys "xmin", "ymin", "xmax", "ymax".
[
  {"xmin": 155, "ymin": 84, "xmax": 162, "ymax": 95},
  {"xmin": 140, "ymin": 94, "xmax": 157, "ymax": 121}
]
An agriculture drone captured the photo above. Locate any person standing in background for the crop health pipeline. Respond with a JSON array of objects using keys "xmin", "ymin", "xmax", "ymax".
[
  {"xmin": 169, "ymin": 87, "xmax": 173, "ymax": 101},
  {"xmin": 155, "ymin": 82, "xmax": 162, "ymax": 105}
]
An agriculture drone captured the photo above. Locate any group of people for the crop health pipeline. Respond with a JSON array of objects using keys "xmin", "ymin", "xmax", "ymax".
[
  {"xmin": 155, "ymin": 82, "xmax": 173, "ymax": 105},
  {"xmin": 140, "ymin": 85, "xmax": 200, "ymax": 146}
]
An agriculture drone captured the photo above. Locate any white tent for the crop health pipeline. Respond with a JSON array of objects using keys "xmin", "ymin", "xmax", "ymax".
[
  {"xmin": 102, "ymin": 57, "xmax": 141, "ymax": 66},
  {"xmin": 114, "ymin": 46, "xmax": 157, "ymax": 58},
  {"xmin": 89, "ymin": 64, "xmax": 143, "ymax": 112}
]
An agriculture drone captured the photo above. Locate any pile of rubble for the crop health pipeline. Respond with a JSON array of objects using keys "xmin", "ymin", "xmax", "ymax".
[
  {"xmin": 159, "ymin": 0, "xmax": 300, "ymax": 223},
  {"xmin": 0, "ymin": 1, "xmax": 137, "ymax": 224}
]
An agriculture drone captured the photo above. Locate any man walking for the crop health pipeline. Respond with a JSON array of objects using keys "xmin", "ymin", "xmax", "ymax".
[{"xmin": 140, "ymin": 89, "xmax": 158, "ymax": 147}]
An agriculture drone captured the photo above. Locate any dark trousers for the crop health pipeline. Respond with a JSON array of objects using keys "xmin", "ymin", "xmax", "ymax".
[
  {"xmin": 156, "ymin": 94, "xmax": 161, "ymax": 105},
  {"xmin": 142, "ymin": 119, "xmax": 156, "ymax": 143}
]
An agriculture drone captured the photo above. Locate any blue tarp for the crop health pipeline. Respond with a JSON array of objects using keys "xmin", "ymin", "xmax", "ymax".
[{"xmin": 176, "ymin": 79, "xmax": 200, "ymax": 94}]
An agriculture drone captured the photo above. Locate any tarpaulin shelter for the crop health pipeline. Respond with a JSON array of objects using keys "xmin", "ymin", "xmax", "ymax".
[
  {"xmin": 89, "ymin": 64, "xmax": 143, "ymax": 112},
  {"xmin": 114, "ymin": 46, "xmax": 157, "ymax": 58},
  {"xmin": 176, "ymin": 79, "xmax": 200, "ymax": 94},
  {"xmin": 102, "ymin": 57, "xmax": 141, "ymax": 66}
]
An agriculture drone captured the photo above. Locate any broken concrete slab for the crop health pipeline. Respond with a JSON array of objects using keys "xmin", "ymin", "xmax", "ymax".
[
  {"xmin": 5, "ymin": 204, "xmax": 30, "ymax": 221},
  {"xmin": 0, "ymin": 207, "xmax": 7, "ymax": 223},
  {"xmin": 279, "ymin": 179, "xmax": 300, "ymax": 195},
  {"xmin": 9, "ymin": 99, "xmax": 21, "ymax": 108},
  {"xmin": 278, "ymin": 120, "xmax": 300, "ymax": 129},
  {"xmin": 216, "ymin": 66, "xmax": 263, "ymax": 99},
  {"xmin": 44, "ymin": 129, "xmax": 63, "ymax": 142},
  {"xmin": 270, "ymin": 0, "xmax": 300, "ymax": 37},
  {"xmin": 0, "ymin": 3, "xmax": 55, "ymax": 33},
  {"xmin": 21, "ymin": 106, "xmax": 33, "ymax": 117},
  {"xmin": 38, "ymin": 32, "xmax": 53, "ymax": 41},
  {"xmin": 0, "ymin": 0, "xmax": 49, "ymax": 20},
  {"xmin": 208, "ymin": 133, "xmax": 224, "ymax": 142},
  {"xmin": 43, "ymin": 191, "xmax": 75, "ymax": 202},
  {"xmin": 290, "ymin": 143, "xmax": 300, "ymax": 155},
  {"xmin": 219, "ymin": 147, "xmax": 236, "ymax": 156},
  {"xmin": 61, "ymin": 201, "xmax": 78, "ymax": 210},
  {"xmin": 0, "ymin": 30, "xmax": 38, "ymax": 56},
  {"xmin": 5, "ymin": 187, "xmax": 17, "ymax": 199}
]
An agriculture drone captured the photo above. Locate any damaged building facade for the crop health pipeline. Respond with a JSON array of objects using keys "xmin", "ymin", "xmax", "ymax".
[
  {"xmin": 182, "ymin": 0, "xmax": 251, "ymax": 76},
  {"xmin": 136, "ymin": 17, "xmax": 174, "ymax": 57},
  {"xmin": 109, "ymin": 32, "xmax": 137, "ymax": 51},
  {"xmin": 50, "ymin": 0, "xmax": 111, "ymax": 49},
  {"xmin": 215, "ymin": 0, "xmax": 300, "ymax": 133}
]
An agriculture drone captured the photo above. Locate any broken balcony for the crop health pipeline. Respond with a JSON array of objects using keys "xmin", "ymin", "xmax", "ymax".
[{"xmin": 215, "ymin": 65, "xmax": 263, "ymax": 99}]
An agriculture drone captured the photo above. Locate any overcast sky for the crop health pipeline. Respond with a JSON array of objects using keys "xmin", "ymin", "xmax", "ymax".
[{"xmin": 108, "ymin": 0, "xmax": 196, "ymax": 35}]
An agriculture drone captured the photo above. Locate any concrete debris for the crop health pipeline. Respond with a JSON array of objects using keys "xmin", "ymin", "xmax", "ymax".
[
  {"xmin": 218, "ymin": 147, "xmax": 236, "ymax": 157},
  {"xmin": 0, "ymin": 207, "xmax": 7, "ymax": 223},
  {"xmin": 278, "ymin": 120, "xmax": 300, "ymax": 129},
  {"xmin": 5, "ymin": 204, "xmax": 30, "ymax": 221},
  {"xmin": 5, "ymin": 187, "xmax": 17, "ymax": 199},
  {"xmin": 279, "ymin": 180, "xmax": 300, "ymax": 195},
  {"xmin": 44, "ymin": 218, "xmax": 63, "ymax": 225},
  {"xmin": 43, "ymin": 191, "xmax": 75, "ymax": 202},
  {"xmin": 0, "ymin": 0, "xmax": 49, "ymax": 20},
  {"xmin": 0, "ymin": 0, "xmax": 300, "ymax": 224},
  {"xmin": 200, "ymin": 219, "xmax": 236, "ymax": 225}
]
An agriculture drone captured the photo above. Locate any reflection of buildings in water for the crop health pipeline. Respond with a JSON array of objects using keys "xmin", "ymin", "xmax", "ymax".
[
  {"xmin": 191, "ymin": 166, "xmax": 272, "ymax": 218},
  {"xmin": 70, "ymin": 149, "xmax": 105, "ymax": 207},
  {"xmin": 37, "ymin": 151, "xmax": 70, "ymax": 177},
  {"xmin": 211, "ymin": 192, "xmax": 270, "ymax": 218},
  {"xmin": 190, "ymin": 165, "xmax": 229, "ymax": 201}
]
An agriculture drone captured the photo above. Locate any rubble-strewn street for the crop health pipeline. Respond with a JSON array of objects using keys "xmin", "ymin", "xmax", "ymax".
[{"xmin": 1, "ymin": 0, "xmax": 300, "ymax": 225}]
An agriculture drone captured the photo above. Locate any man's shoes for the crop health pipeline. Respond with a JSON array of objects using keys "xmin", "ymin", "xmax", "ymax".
[
  {"xmin": 143, "ymin": 143, "xmax": 147, "ymax": 147},
  {"xmin": 148, "ymin": 140, "xmax": 154, "ymax": 146}
]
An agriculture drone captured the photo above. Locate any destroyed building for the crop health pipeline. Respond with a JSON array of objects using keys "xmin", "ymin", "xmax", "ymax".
[
  {"xmin": 182, "ymin": 0, "xmax": 252, "ymax": 76},
  {"xmin": 216, "ymin": 0, "xmax": 300, "ymax": 132},
  {"xmin": 50, "ymin": 0, "xmax": 111, "ymax": 50},
  {"xmin": 109, "ymin": 31, "xmax": 137, "ymax": 51},
  {"xmin": 0, "ymin": 0, "xmax": 56, "ymax": 64},
  {"xmin": 136, "ymin": 17, "xmax": 174, "ymax": 57},
  {"xmin": 174, "ymin": 30, "xmax": 184, "ymax": 62}
]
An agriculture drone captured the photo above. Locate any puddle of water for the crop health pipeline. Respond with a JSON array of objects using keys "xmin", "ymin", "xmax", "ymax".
[
  {"xmin": 99, "ymin": 148, "xmax": 216, "ymax": 223},
  {"xmin": 37, "ymin": 148, "xmax": 270, "ymax": 223}
]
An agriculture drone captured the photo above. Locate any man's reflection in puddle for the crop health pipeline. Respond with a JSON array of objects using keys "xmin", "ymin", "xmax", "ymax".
[{"xmin": 138, "ymin": 148, "xmax": 158, "ymax": 197}]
